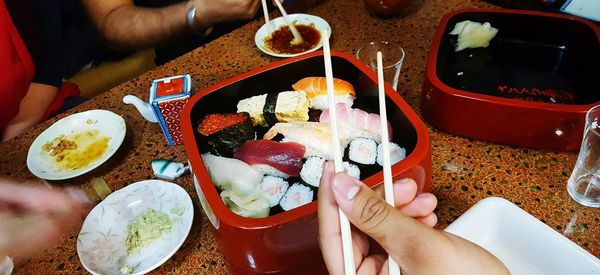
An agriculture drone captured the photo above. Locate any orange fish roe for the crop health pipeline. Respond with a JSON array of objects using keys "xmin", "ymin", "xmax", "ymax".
[{"xmin": 198, "ymin": 113, "xmax": 249, "ymax": 136}]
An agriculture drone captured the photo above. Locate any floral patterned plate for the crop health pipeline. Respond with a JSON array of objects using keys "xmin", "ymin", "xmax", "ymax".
[{"xmin": 77, "ymin": 180, "xmax": 193, "ymax": 275}]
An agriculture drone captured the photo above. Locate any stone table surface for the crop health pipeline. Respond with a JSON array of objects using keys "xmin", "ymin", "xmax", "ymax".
[{"xmin": 1, "ymin": 0, "xmax": 598, "ymax": 274}]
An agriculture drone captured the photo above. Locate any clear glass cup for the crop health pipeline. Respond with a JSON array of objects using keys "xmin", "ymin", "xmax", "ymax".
[
  {"xmin": 0, "ymin": 256, "xmax": 13, "ymax": 275},
  {"xmin": 567, "ymin": 105, "xmax": 600, "ymax": 208},
  {"xmin": 356, "ymin": 41, "xmax": 405, "ymax": 91}
]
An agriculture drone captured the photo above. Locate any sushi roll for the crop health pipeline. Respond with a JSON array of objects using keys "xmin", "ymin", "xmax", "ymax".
[
  {"xmin": 376, "ymin": 142, "xmax": 406, "ymax": 166},
  {"xmin": 344, "ymin": 162, "xmax": 361, "ymax": 180},
  {"xmin": 280, "ymin": 183, "xmax": 314, "ymax": 211},
  {"xmin": 237, "ymin": 91, "xmax": 310, "ymax": 127},
  {"xmin": 197, "ymin": 112, "xmax": 255, "ymax": 157},
  {"xmin": 261, "ymin": 176, "xmax": 289, "ymax": 207},
  {"xmin": 292, "ymin": 77, "xmax": 356, "ymax": 110},
  {"xmin": 300, "ymin": 156, "xmax": 325, "ymax": 187},
  {"xmin": 348, "ymin": 137, "xmax": 377, "ymax": 165}
]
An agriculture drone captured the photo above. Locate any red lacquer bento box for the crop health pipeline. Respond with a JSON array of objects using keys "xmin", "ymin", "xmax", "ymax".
[
  {"xmin": 422, "ymin": 9, "xmax": 600, "ymax": 152},
  {"xmin": 181, "ymin": 51, "xmax": 431, "ymax": 274}
]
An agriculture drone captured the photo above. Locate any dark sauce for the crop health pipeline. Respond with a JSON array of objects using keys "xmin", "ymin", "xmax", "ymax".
[{"xmin": 264, "ymin": 24, "xmax": 321, "ymax": 54}]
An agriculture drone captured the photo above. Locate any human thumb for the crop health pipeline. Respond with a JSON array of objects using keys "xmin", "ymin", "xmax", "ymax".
[{"xmin": 330, "ymin": 172, "xmax": 422, "ymax": 255}]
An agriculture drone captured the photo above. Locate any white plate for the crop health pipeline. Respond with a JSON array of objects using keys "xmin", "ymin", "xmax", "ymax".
[
  {"xmin": 27, "ymin": 110, "xmax": 126, "ymax": 180},
  {"xmin": 445, "ymin": 197, "xmax": 600, "ymax": 275},
  {"xmin": 77, "ymin": 180, "xmax": 194, "ymax": 275},
  {"xmin": 255, "ymin": 13, "xmax": 331, "ymax": 58}
]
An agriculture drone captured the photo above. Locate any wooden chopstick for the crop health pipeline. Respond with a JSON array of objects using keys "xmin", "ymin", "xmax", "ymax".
[
  {"xmin": 260, "ymin": 0, "xmax": 272, "ymax": 31},
  {"xmin": 322, "ymin": 28, "xmax": 356, "ymax": 275},
  {"xmin": 377, "ymin": 51, "xmax": 401, "ymax": 275},
  {"xmin": 273, "ymin": 0, "xmax": 304, "ymax": 44}
]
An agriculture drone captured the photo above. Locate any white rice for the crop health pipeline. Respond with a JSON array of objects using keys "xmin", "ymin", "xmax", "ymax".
[
  {"xmin": 300, "ymin": 156, "xmax": 325, "ymax": 187},
  {"xmin": 310, "ymin": 94, "xmax": 355, "ymax": 110},
  {"xmin": 344, "ymin": 162, "xmax": 361, "ymax": 180},
  {"xmin": 252, "ymin": 164, "xmax": 290, "ymax": 179},
  {"xmin": 280, "ymin": 183, "xmax": 314, "ymax": 211},
  {"xmin": 349, "ymin": 137, "xmax": 377, "ymax": 165},
  {"xmin": 260, "ymin": 176, "xmax": 289, "ymax": 207},
  {"xmin": 376, "ymin": 142, "xmax": 406, "ymax": 166}
]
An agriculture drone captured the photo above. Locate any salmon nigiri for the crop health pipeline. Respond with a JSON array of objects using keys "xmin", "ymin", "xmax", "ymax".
[{"xmin": 292, "ymin": 77, "xmax": 356, "ymax": 110}]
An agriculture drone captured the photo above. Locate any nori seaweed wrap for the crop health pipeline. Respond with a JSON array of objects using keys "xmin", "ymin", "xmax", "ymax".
[{"xmin": 197, "ymin": 112, "xmax": 255, "ymax": 157}]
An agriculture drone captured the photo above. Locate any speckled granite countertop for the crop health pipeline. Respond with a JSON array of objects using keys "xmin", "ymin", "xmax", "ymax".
[{"xmin": 1, "ymin": 0, "xmax": 598, "ymax": 274}]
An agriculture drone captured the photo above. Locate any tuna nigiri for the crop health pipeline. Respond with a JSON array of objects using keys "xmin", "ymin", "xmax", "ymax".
[
  {"xmin": 320, "ymin": 103, "xmax": 392, "ymax": 142},
  {"xmin": 292, "ymin": 77, "xmax": 356, "ymax": 110},
  {"xmin": 234, "ymin": 139, "xmax": 306, "ymax": 178}
]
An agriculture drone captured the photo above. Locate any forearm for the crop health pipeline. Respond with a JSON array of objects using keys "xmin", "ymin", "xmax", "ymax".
[
  {"xmin": 92, "ymin": 2, "xmax": 191, "ymax": 49},
  {"xmin": 2, "ymin": 83, "xmax": 58, "ymax": 141}
]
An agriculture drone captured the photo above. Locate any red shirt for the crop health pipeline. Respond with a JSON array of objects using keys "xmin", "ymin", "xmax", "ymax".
[{"xmin": 0, "ymin": 0, "xmax": 35, "ymax": 131}]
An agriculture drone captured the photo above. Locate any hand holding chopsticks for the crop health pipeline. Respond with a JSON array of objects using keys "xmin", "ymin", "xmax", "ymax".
[{"xmin": 317, "ymin": 35, "xmax": 421, "ymax": 274}]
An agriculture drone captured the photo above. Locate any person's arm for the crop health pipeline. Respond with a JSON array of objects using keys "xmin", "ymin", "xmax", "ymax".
[
  {"xmin": 2, "ymin": 83, "xmax": 57, "ymax": 141},
  {"xmin": 83, "ymin": 0, "xmax": 260, "ymax": 50},
  {"xmin": 0, "ymin": 181, "xmax": 89, "ymax": 260}
]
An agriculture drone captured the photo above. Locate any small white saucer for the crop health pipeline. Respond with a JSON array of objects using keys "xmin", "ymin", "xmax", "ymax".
[{"xmin": 255, "ymin": 13, "xmax": 331, "ymax": 58}]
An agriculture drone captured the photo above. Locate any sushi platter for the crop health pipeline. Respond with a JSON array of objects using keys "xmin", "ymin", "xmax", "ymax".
[
  {"xmin": 196, "ymin": 77, "xmax": 406, "ymax": 218},
  {"xmin": 181, "ymin": 50, "xmax": 431, "ymax": 273}
]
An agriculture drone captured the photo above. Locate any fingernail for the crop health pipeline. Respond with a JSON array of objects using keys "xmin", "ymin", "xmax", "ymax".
[
  {"xmin": 396, "ymin": 178, "xmax": 413, "ymax": 185},
  {"xmin": 332, "ymin": 173, "xmax": 361, "ymax": 201},
  {"xmin": 66, "ymin": 188, "xmax": 92, "ymax": 205}
]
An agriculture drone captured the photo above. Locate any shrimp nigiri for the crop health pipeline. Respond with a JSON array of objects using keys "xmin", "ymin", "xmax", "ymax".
[
  {"xmin": 320, "ymin": 103, "xmax": 392, "ymax": 142},
  {"xmin": 264, "ymin": 121, "xmax": 341, "ymax": 160},
  {"xmin": 292, "ymin": 77, "xmax": 356, "ymax": 110}
]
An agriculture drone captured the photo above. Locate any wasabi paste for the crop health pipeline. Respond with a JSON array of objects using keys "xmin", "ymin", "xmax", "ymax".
[
  {"xmin": 120, "ymin": 264, "xmax": 134, "ymax": 275},
  {"xmin": 125, "ymin": 209, "xmax": 172, "ymax": 253}
]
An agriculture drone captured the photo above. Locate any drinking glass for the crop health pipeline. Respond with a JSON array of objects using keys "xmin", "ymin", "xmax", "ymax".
[
  {"xmin": 567, "ymin": 105, "xmax": 600, "ymax": 207},
  {"xmin": 0, "ymin": 256, "xmax": 12, "ymax": 275},
  {"xmin": 356, "ymin": 41, "xmax": 405, "ymax": 91}
]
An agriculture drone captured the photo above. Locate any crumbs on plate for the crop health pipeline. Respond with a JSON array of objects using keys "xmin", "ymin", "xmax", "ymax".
[
  {"xmin": 42, "ymin": 135, "xmax": 77, "ymax": 157},
  {"xmin": 41, "ymin": 129, "xmax": 111, "ymax": 171}
]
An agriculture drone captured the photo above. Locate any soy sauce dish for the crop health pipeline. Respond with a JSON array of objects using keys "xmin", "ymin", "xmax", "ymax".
[{"xmin": 255, "ymin": 14, "xmax": 332, "ymax": 58}]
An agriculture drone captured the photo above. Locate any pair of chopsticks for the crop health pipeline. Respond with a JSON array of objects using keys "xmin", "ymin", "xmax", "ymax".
[
  {"xmin": 261, "ymin": 0, "xmax": 304, "ymax": 44},
  {"xmin": 322, "ymin": 32, "xmax": 401, "ymax": 275}
]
